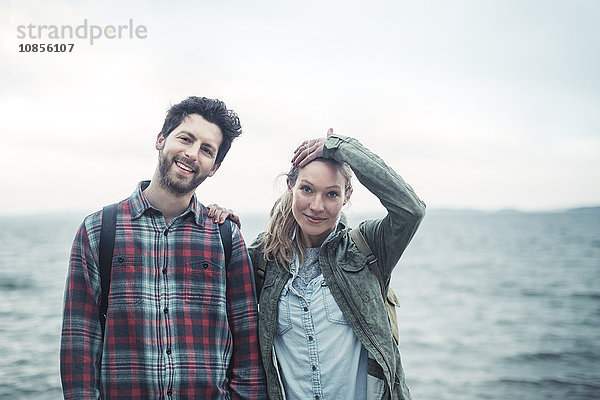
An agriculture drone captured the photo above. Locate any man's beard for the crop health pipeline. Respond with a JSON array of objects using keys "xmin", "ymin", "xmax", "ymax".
[{"xmin": 157, "ymin": 153, "xmax": 210, "ymax": 196}]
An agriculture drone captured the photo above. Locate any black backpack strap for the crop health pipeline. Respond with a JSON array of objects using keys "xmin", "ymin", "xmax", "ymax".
[
  {"xmin": 99, "ymin": 204, "xmax": 117, "ymax": 338},
  {"xmin": 255, "ymin": 255, "xmax": 267, "ymax": 298},
  {"xmin": 218, "ymin": 219, "xmax": 233, "ymax": 267}
]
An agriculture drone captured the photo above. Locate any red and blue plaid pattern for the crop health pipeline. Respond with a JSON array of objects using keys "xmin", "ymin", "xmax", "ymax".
[{"xmin": 61, "ymin": 181, "xmax": 266, "ymax": 399}]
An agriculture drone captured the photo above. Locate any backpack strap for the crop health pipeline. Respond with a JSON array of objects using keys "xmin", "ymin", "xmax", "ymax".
[
  {"xmin": 350, "ymin": 228, "xmax": 386, "ymax": 298},
  {"xmin": 99, "ymin": 203, "xmax": 117, "ymax": 338},
  {"xmin": 350, "ymin": 227, "xmax": 400, "ymax": 344},
  {"xmin": 218, "ymin": 219, "xmax": 233, "ymax": 268},
  {"xmin": 255, "ymin": 255, "xmax": 267, "ymax": 298}
]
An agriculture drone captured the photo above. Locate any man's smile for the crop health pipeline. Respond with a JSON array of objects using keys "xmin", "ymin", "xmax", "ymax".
[{"xmin": 175, "ymin": 160, "xmax": 196, "ymax": 174}]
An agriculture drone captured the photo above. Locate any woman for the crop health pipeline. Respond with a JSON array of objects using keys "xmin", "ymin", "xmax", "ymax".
[{"xmin": 209, "ymin": 129, "xmax": 425, "ymax": 399}]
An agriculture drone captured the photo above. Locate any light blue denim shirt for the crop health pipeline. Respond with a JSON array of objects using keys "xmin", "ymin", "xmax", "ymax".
[{"xmin": 273, "ymin": 229, "xmax": 368, "ymax": 399}]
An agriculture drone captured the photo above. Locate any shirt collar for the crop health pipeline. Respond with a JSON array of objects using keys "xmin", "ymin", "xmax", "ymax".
[{"xmin": 129, "ymin": 180, "xmax": 205, "ymax": 226}]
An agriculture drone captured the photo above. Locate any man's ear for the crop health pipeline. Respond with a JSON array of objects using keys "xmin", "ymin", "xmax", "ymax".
[
  {"xmin": 155, "ymin": 132, "xmax": 166, "ymax": 150},
  {"xmin": 207, "ymin": 162, "xmax": 221, "ymax": 177},
  {"xmin": 343, "ymin": 187, "xmax": 353, "ymax": 205}
]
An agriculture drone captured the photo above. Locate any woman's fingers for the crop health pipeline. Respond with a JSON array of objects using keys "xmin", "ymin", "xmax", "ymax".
[
  {"xmin": 291, "ymin": 140, "xmax": 311, "ymax": 166},
  {"xmin": 292, "ymin": 140, "xmax": 311, "ymax": 159},
  {"xmin": 291, "ymin": 137, "xmax": 326, "ymax": 167},
  {"xmin": 291, "ymin": 129, "xmax": 332, "ymax": 166},
  {"xmin": 229, "ymin": 213, "xmax": 242, "ymax": 229},
  {"xmin": 206, "ymin": 204, "xmax": 240, "ymax": 228}
]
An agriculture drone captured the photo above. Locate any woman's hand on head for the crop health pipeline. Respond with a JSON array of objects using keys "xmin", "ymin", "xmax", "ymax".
[
  {"xmin": 206, "ymin": 204, "xmax": 242, "ymax": 229},
  {"xmin": 291, "ymin": 128, "xmax": 334, "ymax": 168}
]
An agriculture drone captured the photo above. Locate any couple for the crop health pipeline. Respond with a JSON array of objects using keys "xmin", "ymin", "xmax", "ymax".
[{"xmin": 61, "ymin": 96, "xmax": 425, "ymax": 400}]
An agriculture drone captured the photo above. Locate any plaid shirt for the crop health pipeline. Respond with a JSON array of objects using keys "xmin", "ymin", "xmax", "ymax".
[{"xmin": 61, "ymin": 181, "xmax": 266, "ymax": 399}]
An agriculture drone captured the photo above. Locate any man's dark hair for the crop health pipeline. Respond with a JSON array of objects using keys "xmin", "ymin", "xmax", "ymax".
[{"xmin": 161, "ymin": 96, "xmax": 242, "ymax": 164}]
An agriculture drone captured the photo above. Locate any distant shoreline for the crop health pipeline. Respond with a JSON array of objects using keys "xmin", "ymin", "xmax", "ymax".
[{"xmin": 2, "ymin": 206, "xmax": 598, "ymax": 219}]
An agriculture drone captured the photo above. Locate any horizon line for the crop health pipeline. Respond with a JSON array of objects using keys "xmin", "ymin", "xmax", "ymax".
[{"xmin": 1, "ymin": 205, "xmax": 599, "ymax": 218}]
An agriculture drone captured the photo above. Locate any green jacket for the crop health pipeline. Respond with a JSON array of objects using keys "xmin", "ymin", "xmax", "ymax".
[{"xmin": 249, "ymin": 135, "xmax": 425, "ymax": 400}]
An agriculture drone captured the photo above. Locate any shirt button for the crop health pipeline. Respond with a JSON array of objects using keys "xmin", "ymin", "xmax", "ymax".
[
  {"xmin": 162, "ymin": 268, "xmax": 167, "ymax": 275},
  {"xmin": 166, "ymin": 348, "xmax": 172, "ymax": 355},
  {"xmin": 303, "ymin": 307, "xmax": 309, "ymax": 312},
  {"xmin": 315, "ymin": 396, "xmax": 319, "ymax": 400},
  {"xmin": 308, "ymin": 336, "xmax": 314, "ymax": 341},
  {"xmin": 164, "ymin": 307, "xmax": 169, "ymax": 314},
  {"xmin": 164, "ymin": 230, "xmax": 169, "ymax": 236},
  {"xmin": 167, "ymin": 389, "xmax": 172, "ymax": 396},
  {"xmin": 312, "ymin": 365, "xmax": 317, "ymax": 371}
]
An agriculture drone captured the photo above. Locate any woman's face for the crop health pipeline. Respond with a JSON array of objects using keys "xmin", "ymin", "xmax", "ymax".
[{"xmin": 289, "ymin": 160, "xmax": 351, "ymax": 248}]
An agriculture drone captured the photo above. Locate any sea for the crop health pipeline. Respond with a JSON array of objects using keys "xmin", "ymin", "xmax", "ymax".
[{"xmin": 0, "ymin": 208, "xmax": 598, "ymax": 399}]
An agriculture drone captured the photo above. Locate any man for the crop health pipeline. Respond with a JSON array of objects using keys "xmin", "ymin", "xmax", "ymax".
[{"xmin": 61, "ymin": 97, "xmax": 266, "ymax": 399}]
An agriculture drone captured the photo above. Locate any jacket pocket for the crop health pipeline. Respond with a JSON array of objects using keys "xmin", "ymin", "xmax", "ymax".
[
  {"xmin": 367, "ymin": 357, "xmax": 387, "ymax": 400},
  {"xmin": 339, "ymin": 250, "xmax": 368, "ymax": 272}
]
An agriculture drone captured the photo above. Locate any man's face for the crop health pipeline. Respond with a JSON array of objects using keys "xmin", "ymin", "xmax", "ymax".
[{"xmin": 155, "ymin": 113, "xmax": 223, "ymax": 196}]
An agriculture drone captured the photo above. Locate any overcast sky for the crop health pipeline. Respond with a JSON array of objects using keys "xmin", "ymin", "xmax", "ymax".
[{"xmin": 1, "ymin": 0, "xmax": 599, "ymax": 216}]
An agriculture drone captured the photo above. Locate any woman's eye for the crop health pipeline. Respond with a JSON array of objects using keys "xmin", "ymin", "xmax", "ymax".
[
  {"xmin": 327, "ymin": 191, "xmax": 340, "ymax": 198},
  {"xmin": 300, "ymin": 186, "xmax": 312, "ymax": 193}
]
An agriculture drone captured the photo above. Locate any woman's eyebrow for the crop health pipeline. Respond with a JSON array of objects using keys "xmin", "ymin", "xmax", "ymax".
[{"xmin": 299, "ymin": 179, "xmax": 342, "ymax": 190}]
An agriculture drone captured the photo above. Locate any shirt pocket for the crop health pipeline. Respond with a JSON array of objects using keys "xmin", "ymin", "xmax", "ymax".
[
  {"xmin": 187, "ymin": 259, "xmax": 223, "ymax": 276},
  {"xmin": 276, "ymin": 287, "xmax": 292, "ymax": 335},
  {"xmin": 110, "ymin": 254, "xmax": 144, "ymax": 306},
  {"xmin": 321, "ymin": 280, "xmax": 349, "ymax": 325},
  {"xmin": 184, "ymin": 259, "xmax": 224, "ymax": 304}
]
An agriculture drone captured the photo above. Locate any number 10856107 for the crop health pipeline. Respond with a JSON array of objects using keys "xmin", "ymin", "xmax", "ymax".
[{"xmin": 19, "ymin": 43, "xmax": 74, "ymax": 52}]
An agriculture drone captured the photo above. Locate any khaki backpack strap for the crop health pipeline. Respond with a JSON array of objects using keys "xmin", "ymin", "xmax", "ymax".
[
  {"xmin": 350, "ymin": 228, "xmax": 400, "ymax": 344},
  {"xmin": 350, "ymin": 228, "xmax": 386, "ymax": 298}
]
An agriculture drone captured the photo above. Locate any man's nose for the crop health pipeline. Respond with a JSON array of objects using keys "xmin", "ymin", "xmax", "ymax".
[{"xmin": 185, "ymin": 143, "xmax": 200, "ymax": 160}]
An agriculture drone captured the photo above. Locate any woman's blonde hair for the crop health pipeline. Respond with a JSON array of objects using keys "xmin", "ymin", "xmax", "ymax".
[{"xmin": 258, "ymin": 158, "xmax": 353, "ymax": 268}]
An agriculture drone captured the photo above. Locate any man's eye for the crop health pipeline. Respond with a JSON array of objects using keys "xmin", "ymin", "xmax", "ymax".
[
  {"xmin": 179, "ymin": 136, "xmax": 191, "ymax": 143},
  {"xmin": 201, "ymin": 147, "xmax": 213, "ymax": 156}
]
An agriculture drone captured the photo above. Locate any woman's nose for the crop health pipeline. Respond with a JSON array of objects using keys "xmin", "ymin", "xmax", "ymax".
[{"xmin": 310, "ymin": 195, "xmax": 325, "ymax": 212}]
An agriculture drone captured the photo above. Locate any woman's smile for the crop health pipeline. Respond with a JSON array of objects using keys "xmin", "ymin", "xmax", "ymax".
[{"xmin": 304, "ymin": 214, "xmax": 327, "ymax": 224}]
